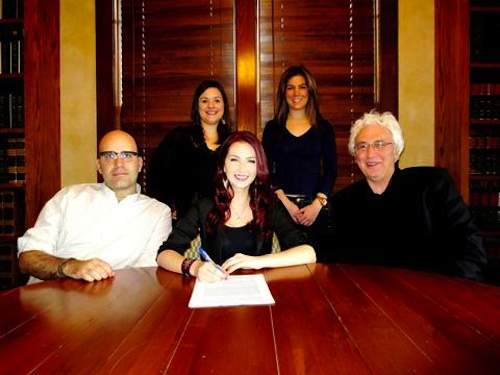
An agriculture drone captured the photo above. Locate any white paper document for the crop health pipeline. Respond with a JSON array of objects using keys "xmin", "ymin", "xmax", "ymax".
[{"xmin": 188, "ymin": 274, "xmax": 275, "ymax": 308}]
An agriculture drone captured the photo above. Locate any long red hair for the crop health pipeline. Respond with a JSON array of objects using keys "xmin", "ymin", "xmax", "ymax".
[{"xmin": 207, "ymin": 131, "xmax": 274, "ymax": 240}]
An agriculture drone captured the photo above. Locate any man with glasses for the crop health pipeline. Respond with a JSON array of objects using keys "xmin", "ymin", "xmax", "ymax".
[
  {"xmin": 18, "ymin": 130, "xmax": 172, "ymax": 283},
  {"xmin": 326, "ymin": 110, "xmax": 487, "ymax": 281}
]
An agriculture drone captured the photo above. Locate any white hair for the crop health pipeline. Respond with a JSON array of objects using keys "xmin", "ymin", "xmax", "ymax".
[{"xmin": 348, "ymin": 110, "xmax": 405, "ymax": 157}]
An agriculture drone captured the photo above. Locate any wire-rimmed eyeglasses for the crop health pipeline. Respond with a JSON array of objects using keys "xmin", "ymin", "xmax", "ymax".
[
  {"xmin": 354, "ymin": 140, "xmax": 393, "ymax": 152},
  {"xmin": 99, "ymin": 151, "xmax": 139, "ymax": 161}
]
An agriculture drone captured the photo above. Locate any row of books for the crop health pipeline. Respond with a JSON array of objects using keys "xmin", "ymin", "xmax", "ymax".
[
  {"xmin": 0, "ymin": 0, "xmax": 23, "ymax": 19},
  {"xmin": 471, "ymin": 11, "xmax": 500, "ymax": 63},
  {"xmin": 0, "ymin": 91, "xmax": 23, "ymax": 128},
  {"xmin": 470, "ymin": 149, "xmax": 500, "ymax": 175},
  {"xmin": 0, "ymin": 189, "xmax": 23, "ymax": 236},
  {"xmin": 470, "ymin": 95, "xmax": 500, "ymax": 120},
  {"xmin": 471, "ymin": 177, "xmax": 500, "ymax": 232},
  {"xmin": 472, "ymin": 207, "xmax": 500, "ymax": 231},
  {"xmin": 0, "ymin": 136, "xmax": 24, "ymax": 184},
  {"xmin": 0, "ymin": 26, "xmax": 23, "ymax": 74},
  {"xmin": 471, "ymin": 83, "xmax": 500, "ymax": 96},
  {"xmin": 470, "ymin": 180, "xmax": 500, "ymax": 208},
  {"xmin": 469, "ymin": 136, "xmax": 500, "ymax": 149}
]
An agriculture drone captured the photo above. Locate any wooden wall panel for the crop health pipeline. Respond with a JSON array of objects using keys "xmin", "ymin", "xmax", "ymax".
[
  {"xmin": 435, "ymin": 0, "xmax": 469, "ymax": 198},
  {"xmin": 24, "ymin": 0, "xmax": 61, "ymax": 226}
]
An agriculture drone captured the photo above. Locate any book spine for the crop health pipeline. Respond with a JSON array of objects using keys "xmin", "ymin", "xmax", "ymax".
[
  {"xmin": 0, "ymin": 189, "xmax": 23, "ymax": 236},
  {"xmin": 1, "ymin": 0, "xmax": 23, "ymax": 19}
]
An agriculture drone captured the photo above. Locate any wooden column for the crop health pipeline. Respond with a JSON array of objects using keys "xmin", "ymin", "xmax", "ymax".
[
  {"xmin": 235, "ymin": 0, "xmax": 257, "ymax": 133},
  {"xmin": 24, "ymin": 0, "xmax": 61, "ymax": 226},
  {"xmin": 435, "ymin": 0, "xmax": 469, "ymax": 199}
]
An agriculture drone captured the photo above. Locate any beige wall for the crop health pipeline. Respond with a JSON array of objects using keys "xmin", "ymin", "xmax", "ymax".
[
  {"xmin": 398, "ymin": 0, "xmax": 435, "ymax": 168},
  {"xmin": 60, "ymin": 0, "xmax": 97, "ymax": 186},
  {"xmin": 59, "ymin": 0, "xmax": 435, "ymax": 179}
]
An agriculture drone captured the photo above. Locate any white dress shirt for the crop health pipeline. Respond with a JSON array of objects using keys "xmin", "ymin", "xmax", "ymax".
[{"xmin": 18, "ymin": 183, "xmax": 172, "ymax": 283}]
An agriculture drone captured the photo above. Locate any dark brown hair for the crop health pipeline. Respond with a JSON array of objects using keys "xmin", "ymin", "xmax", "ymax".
[
  {"xmin": 274, "ymin": 65, "xmax": 323, "ymax": 127},
  {"xmin": 190, "ymin": 79, "xmax": 232, "ymax": 146}
]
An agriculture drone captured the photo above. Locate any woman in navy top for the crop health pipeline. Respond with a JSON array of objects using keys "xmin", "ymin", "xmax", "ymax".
[{"xmin": 262, "ymin": 66, "xmax": 337, "ymax": 261}]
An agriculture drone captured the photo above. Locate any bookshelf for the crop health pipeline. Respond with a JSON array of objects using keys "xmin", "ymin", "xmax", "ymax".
[
  {"xmin": 0, "ymin": 0, "xmax": 25, "ymax": 289},
  {"xmin": 469, "ymin": 0, "xmax": 500, "ymax": 283}
]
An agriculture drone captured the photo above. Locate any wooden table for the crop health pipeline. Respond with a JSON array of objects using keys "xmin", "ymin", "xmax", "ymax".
[{"xmin": 1, "ymin": 264, "xmax": 499, "ymax": 374}]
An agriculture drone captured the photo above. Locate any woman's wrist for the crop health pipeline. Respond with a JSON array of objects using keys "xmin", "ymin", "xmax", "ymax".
[
  {"xmin": 275, "ymin": 189, "xmax": 286, "ymax": 200},
  {"xmin": 181, "ymin": 258, "xmax": 197, "ymax": 277},
  {"xmin": 190, "ymin": 260, "xmax": 203, "ymax": 277}
]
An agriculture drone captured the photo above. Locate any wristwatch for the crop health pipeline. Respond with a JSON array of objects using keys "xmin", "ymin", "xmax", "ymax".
[
  {"xmin": 57, "ymin": 258, "xmax": 75, "ymax": 278},
  {"xmin": 316, "ymin": 195, "xmax": 328, "ymax": 207}
]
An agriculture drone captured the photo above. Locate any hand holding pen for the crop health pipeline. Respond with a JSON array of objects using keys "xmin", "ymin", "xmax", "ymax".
[{"xmin": 199, "ymin": 248, "xmax": 229, "ymax": 279}]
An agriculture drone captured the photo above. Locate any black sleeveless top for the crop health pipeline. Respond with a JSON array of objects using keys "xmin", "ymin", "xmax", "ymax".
[{"xmin": 221, "ymin": 225, "xmax": 257, "ymax": 259}]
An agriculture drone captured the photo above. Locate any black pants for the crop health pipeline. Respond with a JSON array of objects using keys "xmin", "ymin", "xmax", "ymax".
[{"xmin": 286, "ymin": 195, "xmax": 332, "ymax": 263}]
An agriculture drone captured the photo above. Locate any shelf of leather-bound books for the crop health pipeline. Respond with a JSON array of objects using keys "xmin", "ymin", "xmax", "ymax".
[
  {"xmin": 470, "ymin": 207, "xmax": 500, "ymax": 231},
  {"xmin": 469, "ymin": 0, "xmax": 500, "ymax": 283},
  {"xmin": 0, "ymin": 132, "xmax": 25, "ymax": 187},
  {"xmin": 469, "ymin": 171, "xmax": 500, "ymax": 235},
  {"xmin": 470, "ymin": 93, "xmax": 500, "ymax": 121},
  {"xmin": 1, "ymin": 1, "xmax": 24, "ymax": 137},
  {"xmin": 0, "ymin": 186, "xmax": 23, "ymax": 237},
  {"xmin": 469, "ymin": 152, "xmax": 500, "ymax": 176},
  {"xmin": 0, "ymin": 20, "xmax": 23, "ymax": 75},
  {"xmin": 1, "ymin": 0, "xmax": 28, "ymax": 290},
  {"xmin": 0, "ymin": 184, "xmax": 24, "ymax": 289},
  {"xmin": 469, "ymin": 123, "xmax": 500, "ymax": 176},
  {"xmin": 470, "ymin": 4, "xmax": 500, "ymax": 63},
  {"xmin": 470, "ymin": 119, "xmax": 500, "ymax": 125},
  {"xmin": 0, "ymin": 76, "xmax": 24, "ymax": 131}
]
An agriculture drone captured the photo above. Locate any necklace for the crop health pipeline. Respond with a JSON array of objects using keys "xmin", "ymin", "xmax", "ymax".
[{"xmin": 230, "ymin": 201, "xmax": 249, "ymax": 222}]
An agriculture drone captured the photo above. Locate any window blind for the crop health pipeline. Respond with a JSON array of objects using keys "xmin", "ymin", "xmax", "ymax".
[{"xmin": 118, "ymin": 0, "xmax": 391, "ymax": 193}]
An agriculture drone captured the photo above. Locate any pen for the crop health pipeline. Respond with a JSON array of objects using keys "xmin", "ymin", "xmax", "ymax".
[{"xmin": 199, "ymin": 247, "xmax": 228, "ymax": 278}]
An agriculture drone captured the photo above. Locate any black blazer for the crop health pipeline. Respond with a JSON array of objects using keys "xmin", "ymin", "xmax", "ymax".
[
  {"xmin": 158, "ymin": 197, "xmax": 312, "ymax": 264},
  {"xmin": 328, "ymin": 167, "xmax": 487, "ymax": 281}
]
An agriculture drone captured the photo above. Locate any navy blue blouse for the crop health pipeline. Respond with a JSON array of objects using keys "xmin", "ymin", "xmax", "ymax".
[{"xmin": 262, "ymin": 118, "xmax": 337, "ymax": 198}]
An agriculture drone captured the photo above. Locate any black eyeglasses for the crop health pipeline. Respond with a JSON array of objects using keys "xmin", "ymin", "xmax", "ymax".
[
  {"xmin": 354, "ymin": 140, "xmax": 393, "ymax": 152},
  {"xmin": 99, "ymin": 151, "xmax": 139, "ymax": 161}
]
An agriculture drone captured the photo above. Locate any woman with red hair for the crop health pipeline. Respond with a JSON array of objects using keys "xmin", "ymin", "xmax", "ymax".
[{"xmin": 157, "ymin": 131, "xmax": 316, "ymax": 282}]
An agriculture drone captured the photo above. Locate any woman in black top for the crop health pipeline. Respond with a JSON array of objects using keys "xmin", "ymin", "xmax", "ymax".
[
  {"xmin": 157, "ymin": 131, "xmax": 316, "ymax": 282},
  {"xmin": 262, "ymin": 66, "xmax": 337, "ymax": 261},
  {"xmin": 147, "ymin": 79, "xmax": 232, "ymax": 221}
]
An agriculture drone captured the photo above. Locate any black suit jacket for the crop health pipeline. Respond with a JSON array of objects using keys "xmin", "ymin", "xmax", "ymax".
[{"xmin": 328, "ymin": 167, "xmax": 487, "ymax": 281}]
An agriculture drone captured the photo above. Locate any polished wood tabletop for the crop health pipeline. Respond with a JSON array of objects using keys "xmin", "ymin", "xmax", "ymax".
[{"xmin": 0, "ymin": 264, "xmax": 499, "ymax": 374}]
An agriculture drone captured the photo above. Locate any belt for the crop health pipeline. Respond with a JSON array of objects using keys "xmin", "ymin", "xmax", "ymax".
[
  {"xmin": 286, "ymin": 194, "xmax": 329, "ymax": 210},
  {"xmin": 286, "ymin": 194, "xmax": 312, "ymax": 201}
]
